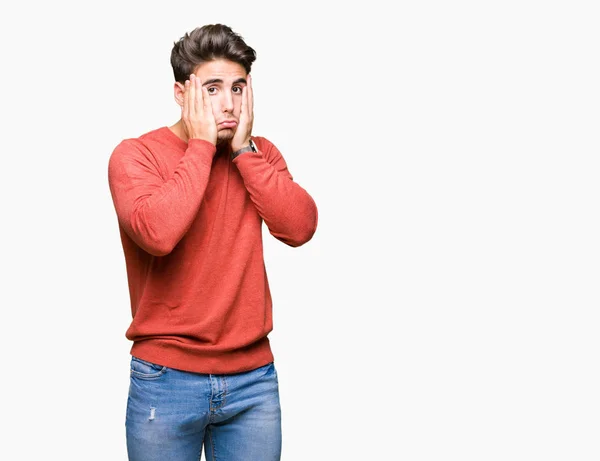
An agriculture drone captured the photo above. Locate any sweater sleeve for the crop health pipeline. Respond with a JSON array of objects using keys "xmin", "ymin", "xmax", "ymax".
[
  {"xmin": 108, "ymin": 138, "xmax": 216, "ymax": 256},
  {"xmin": 232, "ymin": 136, "xmax": 318, "ymax": 247}
]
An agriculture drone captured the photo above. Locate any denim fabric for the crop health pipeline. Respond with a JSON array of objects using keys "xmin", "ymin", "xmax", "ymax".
[{"xmin": 125, "ymin": 356, "xmax": 282, "ymax": 461}]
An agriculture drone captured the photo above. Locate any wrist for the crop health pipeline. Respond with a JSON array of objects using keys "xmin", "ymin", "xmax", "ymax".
[
  {"xmin": 231, "ymin": 137, "xmax": 252, "ymax": 153},
  {"xmin": 231, "ymin": 139, "xmax": 257, "ymax": 160}
]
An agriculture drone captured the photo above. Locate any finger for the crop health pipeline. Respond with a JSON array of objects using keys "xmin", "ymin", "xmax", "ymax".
[
  {"xmin": 183, "ymin": 79, "xmax": 190, "ymax": 118},
  {"xmin": 189, "ymin": 74, "xmax": 196, "ymax": 115},
  {"xmin": 194, "ymin": 75, "xmax": 203, "ymax": 116},
  {"xmin": 247, "ymin": 74, "xmax": 254, "ymax": 116},
  {"xmin": 240, "ymin": 85, "xmax": 247, "ymax": 119},
  {"xmin": 202, "ymin": 86, "xmax": 213, "ymax": 119}
]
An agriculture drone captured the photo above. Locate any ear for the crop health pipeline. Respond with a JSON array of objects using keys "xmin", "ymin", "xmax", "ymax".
[{"xmin": 174, "ymin": 82, "xmax": 185, "ymax": 107}]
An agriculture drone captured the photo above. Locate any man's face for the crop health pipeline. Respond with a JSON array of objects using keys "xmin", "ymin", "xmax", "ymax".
[{"xmin": 193, "ymin": 59, "xmax": 248, "ymax": 145}]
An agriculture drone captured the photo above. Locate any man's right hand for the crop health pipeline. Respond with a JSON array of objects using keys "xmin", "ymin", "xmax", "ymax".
[{"xmin": 182, "ymin": 74, "xmax": 217, "ymax": 145}]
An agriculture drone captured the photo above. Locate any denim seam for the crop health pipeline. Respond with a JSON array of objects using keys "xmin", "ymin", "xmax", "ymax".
[
  {"xmin": 209, "ymin": 426, "xmax": 216, "ymax": 461},
  {"xmin": 222, "ymin": 376, "xmax": 228, "ymax": 409}
]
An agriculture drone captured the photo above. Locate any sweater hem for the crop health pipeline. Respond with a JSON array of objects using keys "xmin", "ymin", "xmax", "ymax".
[{"xmin": 129, "ymin": 336, "xmax": 274, "ymax": 375}]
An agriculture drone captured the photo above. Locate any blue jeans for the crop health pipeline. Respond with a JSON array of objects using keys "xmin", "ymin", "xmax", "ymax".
[{"xmin": 125, "ymin": 356, "xmax": 282, "ymax": 461}]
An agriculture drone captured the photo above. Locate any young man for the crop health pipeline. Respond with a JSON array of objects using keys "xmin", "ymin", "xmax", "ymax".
[{"xmin": 108, "ymin": 24, "xmax": 318, "ymax": 461}]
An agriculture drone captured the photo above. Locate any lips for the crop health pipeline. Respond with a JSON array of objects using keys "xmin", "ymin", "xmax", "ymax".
[{"xmin": 219, "ymin": 120, "xmax": 238, "ymax": 128}]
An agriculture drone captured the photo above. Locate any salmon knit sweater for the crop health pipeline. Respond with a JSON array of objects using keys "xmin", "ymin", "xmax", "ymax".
[{"xmin": 108, "ymin": 126, "xmax": 318, "ymax": 374}]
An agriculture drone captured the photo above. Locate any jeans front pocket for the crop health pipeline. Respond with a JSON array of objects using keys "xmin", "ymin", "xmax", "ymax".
[{"xmin": 130, "ymin": 356, "xmax": 167, "ymax": 379}]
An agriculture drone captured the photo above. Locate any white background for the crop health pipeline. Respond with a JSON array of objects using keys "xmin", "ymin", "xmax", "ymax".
[{"xmin": 1, "ymin": 0, "xmax": 599, "ymax": 459}]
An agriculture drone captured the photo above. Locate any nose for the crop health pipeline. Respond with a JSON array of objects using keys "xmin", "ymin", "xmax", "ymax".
[{"xmin": 221, "ymin": 90, "xmax": 234, "ymax": 114}]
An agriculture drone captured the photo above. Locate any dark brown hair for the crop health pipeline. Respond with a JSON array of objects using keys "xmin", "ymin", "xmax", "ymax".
[{"xmin": 170, "ymin": 24, "xmax": 256, "ymax": 83}]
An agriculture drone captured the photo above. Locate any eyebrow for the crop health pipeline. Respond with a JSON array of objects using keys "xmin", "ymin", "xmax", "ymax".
[{"xmin": 202, "ymin": 78, "xmax": 247, "ymax": 86}]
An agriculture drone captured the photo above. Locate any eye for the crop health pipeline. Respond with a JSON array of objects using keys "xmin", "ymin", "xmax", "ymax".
[
  {"xmin": 232, "ymin": 86, "xmax": 243, "ymax": 94},
  {"xmin": 207, "ymin": 87, "xmax": 217, "ymax": 94}
]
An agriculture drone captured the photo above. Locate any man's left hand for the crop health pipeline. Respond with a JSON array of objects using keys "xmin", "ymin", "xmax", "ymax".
[{"xmin": 231, "ymin": 74, "xmax": 254, "ymax": 152}]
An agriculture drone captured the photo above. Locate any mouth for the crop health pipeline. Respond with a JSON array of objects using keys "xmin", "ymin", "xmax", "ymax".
[{"xmin": 218, "ymin": 120, "xmax": 238, "ymax": 129}]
